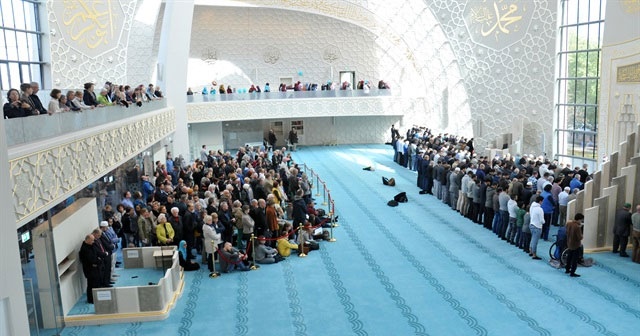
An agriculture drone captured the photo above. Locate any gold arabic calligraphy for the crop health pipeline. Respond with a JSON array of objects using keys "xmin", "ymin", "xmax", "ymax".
[
  {"xmin": 62, "ymin": 0, "xmax": 115, "ymax": 49},
  {"xmin": 471, "ymin": 1, "xmax": 524, "ymax": 41}
]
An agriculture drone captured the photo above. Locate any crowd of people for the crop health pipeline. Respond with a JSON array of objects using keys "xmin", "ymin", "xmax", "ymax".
[
  {"xmin": 3, "ymin": 81, "xmax": 163, "ymax": 119},
  {"xmin": 79, "ymin": 144, "xmax": 333, "ymax": 301},
  {"xmin": 391, "ymin": 124, "xmax": 640, "ymax": 275},
  {"xmin": 187, "ymin": 79, "xmax": 391, "ymax": 96}
]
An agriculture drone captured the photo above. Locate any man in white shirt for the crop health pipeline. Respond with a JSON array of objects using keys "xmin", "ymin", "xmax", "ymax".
[
  {"xmin": 529, "ymin": 196, "xmax": 545, "ymax": 260},
  {"xmin": 200, "ymin": 145, "xmax": 208, "ymax": 163},
  {"xmin": 558, "ymin": 187, "xmax": 570, "ymax": 227}
]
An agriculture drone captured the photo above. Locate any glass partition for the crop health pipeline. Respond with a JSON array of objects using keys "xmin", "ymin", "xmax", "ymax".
[{"xmin": 4, "ymin": 100, "xmax": 167, "ymax": 147}]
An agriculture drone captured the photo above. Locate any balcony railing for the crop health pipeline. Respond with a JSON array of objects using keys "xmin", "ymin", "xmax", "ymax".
[
  {"xmin": 4, "ymin": 100, "xmax": 167, "ymax": 147},
  {"xmin": 187, "ymin": 89, "xmax": 393, "ymax": 103}
]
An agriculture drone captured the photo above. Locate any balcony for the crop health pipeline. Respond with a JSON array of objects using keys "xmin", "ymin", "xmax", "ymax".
[
  {"xmin": 186, "ymin": 89, "xmax": 393, "ymax": 103},
  {"xmin": 5, "ymin": 101, "xmax": 175, "ymax": 227},
  {"xmin": 186, "ymin": 89, "xmax": 421, "ymax": 123},
  {"xmin": 4, "ymin": 100, "xmax": 168, "ymax": 147}
]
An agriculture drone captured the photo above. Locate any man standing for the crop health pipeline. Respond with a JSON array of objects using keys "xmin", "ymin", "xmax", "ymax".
[
  {"xmin": 92, "ymin": 228, "xmax": 114, "ymax": 287},
  {"xmin": 631, "ymin": 205, "xmax": 640, "ymax": 263},
  {"xmin": 448, "ymin": 167, "xmax": 461, "ymax": 210},
  {"xmin": 268, "ymin": 129, "xmax": 277, "ymax": 151},
  {"xmin": 198, "ymin": 145, "xmax": 207, "ymax": 163},
  {"xmin": 565, "ymin": 213, "xmax": 584, "ymax": 277},
  {"xmin": 558, "ymin": 187, "xmax": 570, "ymax": 227},
  {"xmin": 100, "ymin": 221, "xmax": 119, "ymax": 280},
  {"xmin": 141, "ymin": 175, "xmax": 155, "ymax": 203},
  {"xmin": 288, "ymin": 128, "xmax": 298, "ymax": 151},
  {"xmin": 529, "ymin": 196, "xmax": 545, "ymax": 260},
  {"xmin": 613, "ymin": 203, "xmax": 632, "ymax": 257},
  {"xmin": 250, "ymin": 199, "xmax": 267, "ymax": 237},
  {"xmin": 79, "ymin": 234, "xmax": 101, "ymax": 304}
]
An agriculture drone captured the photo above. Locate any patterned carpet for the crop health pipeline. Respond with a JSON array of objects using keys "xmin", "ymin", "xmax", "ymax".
[{"xmin": 59, "ymin": 144, "xmax": 640, "ymax": 336}]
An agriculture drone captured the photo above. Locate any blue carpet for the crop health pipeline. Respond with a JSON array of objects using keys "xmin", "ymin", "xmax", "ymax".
[{"xmin": 60, "ymin": 145, "xmax": 640, "ymax": 336}]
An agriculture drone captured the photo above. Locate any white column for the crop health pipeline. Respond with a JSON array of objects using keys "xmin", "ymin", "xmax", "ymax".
[
  {"xmin": 156, "ymin": 0, "xmax": 195, "ymax": 159},
  {"xmin": 0, "ymin": 119, "xmax": 30, "ymax": 335}
]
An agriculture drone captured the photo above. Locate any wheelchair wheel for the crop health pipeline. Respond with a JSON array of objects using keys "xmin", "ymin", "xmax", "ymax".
[
  {"xmin": 549, "ymin": 242, "xmax": 558, "ymax": 260},
  {"xmin": 560, "ymin": 248, "xmax": 569, "ymax": 266}
]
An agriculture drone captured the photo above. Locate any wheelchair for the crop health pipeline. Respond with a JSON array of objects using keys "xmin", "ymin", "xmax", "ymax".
[{"xmin": 549, "ymin": 227, "xmax": 569, "ymax": 266}]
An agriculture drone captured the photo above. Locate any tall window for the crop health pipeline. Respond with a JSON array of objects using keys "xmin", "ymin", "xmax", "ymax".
[
  {"xmin": 555, "ymin": 0, "xmax": 606, "ymax": 165},
  {"xmin": 0, "ymin": 0, "xmax": 45, "ymax": 91}
]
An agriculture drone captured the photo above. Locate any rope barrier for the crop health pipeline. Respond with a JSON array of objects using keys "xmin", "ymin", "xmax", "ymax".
[
  {"xmin": 216, "ymin": 244, "xmax": 248, "ymax": 265},
  {"xmin": 259, "ymin": 218, "xmax": 330, "ymax": 242}
]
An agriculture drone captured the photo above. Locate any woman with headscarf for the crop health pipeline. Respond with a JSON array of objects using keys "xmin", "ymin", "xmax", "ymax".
[{"xmin": 178, "ymin": 240, "xmax": 200, "ymax": 271}]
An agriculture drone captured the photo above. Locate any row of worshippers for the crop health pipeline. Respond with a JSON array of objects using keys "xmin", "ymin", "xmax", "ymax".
[
  {"xmin": 3, "ymin": 81, "xmax": 162, "ymax": 119},
  {"xmin": 391, "ymin": 124, "xmax": 596, "ymax": 262},
  {"xmin": 391, "ymin": 125, "xmax": 474, "ymax": 172}
]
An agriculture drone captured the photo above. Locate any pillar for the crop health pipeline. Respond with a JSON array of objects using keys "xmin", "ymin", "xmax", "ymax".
[
  {"xmin": 0, "ymin": 119, "xmax": 30, "ymax": 335},
  {"xmin": 156, "ymin": 0, "xmax": 195, "ymax": 159}
]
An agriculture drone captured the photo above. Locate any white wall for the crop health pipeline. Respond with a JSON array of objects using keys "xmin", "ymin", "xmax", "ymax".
[
  {"xmin": 189, "ymin": 116, "xmax": 399, "ymax": 152},
  {"xmin": 190, "ymin": 122, "xmax": 225, "ymax": 157},
  {"xmin": 127, "ymin": 0, "xmax": 163, "ymax": 86},
  {"xmin": 32, "ymin": 198, "xmax": 99, "ymax": 327},
  {"xmin": 598, "ymin": 1, "xmax": 640, "ymax": 163},
  {"xmin": 188, "ymin": 7, "xmax": 407, "ymax": 94}
]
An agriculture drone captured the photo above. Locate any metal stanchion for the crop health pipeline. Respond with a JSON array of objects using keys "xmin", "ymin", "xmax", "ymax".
[
  {"xmin": 209, "ymin": 243, "xmax": 220, "ymax": 278},
  {"xmin": 328, "ymin": 213, "xmax": 337, "ymax": 242},
  {"xmin": 250, "ymin": 234, "xmax": 259, "ymax": 270},
  {"xmin": 331, "ymin": 201, "xmax": 339, "ymax": 227},
  {"xmin": 298, "ymin": 224, "xmax": 307, "ymax": 257},
  {"xmin": 315, "ymin": 174, "xmax": 321, "ymax": 196},
  {"xmin": 322, "ymin": 184, "xmax": 328, "ymax": 206}
]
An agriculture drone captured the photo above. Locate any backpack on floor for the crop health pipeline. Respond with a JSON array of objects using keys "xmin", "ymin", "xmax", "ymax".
[
  {"xmin": 382, "ymin": 177, "xmax": 396, "ymax": 186},
  {"xmin": 394, "ymin": 192, "xmax": 408, "ymax": 203}
]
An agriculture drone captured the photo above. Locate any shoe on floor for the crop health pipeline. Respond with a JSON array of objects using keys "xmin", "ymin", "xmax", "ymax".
[
  {"xmin": 570, "ymin": 273, "xmax": 581, "ymax": 277},
  {"xmin": 532, "ymin": 256, "xmax": 542, "ymax": 260},
  {"xmin": 565, "ymin": 270, "xmax": 571, "ymax": 274},
  {"xmin": 620, "ymin": 253, "xmax": 629, "ymax": 257}
]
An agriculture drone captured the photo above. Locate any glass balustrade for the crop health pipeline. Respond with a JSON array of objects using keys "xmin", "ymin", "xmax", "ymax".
[
  {"xmin": 4, "ymin": 100, "xmax": 167, "ymax": 147},
  {"xmin": 187, "ymin": 88, "xmax": 393, "ymax": 103}
]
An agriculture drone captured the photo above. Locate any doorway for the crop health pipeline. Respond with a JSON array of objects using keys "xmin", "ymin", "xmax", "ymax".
[{"xmin": 339, "ymin": 71, "xmax": 355, "ymax": 89}]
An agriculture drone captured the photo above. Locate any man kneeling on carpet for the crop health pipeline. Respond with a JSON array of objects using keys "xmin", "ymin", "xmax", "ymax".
[
  {"xmin": 219, "ymin": 242, "xmax": 250, "ymax": 273},
  {"xmin": 255, "ymin": 236, "xmax": 284, "ymax": 264}
]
